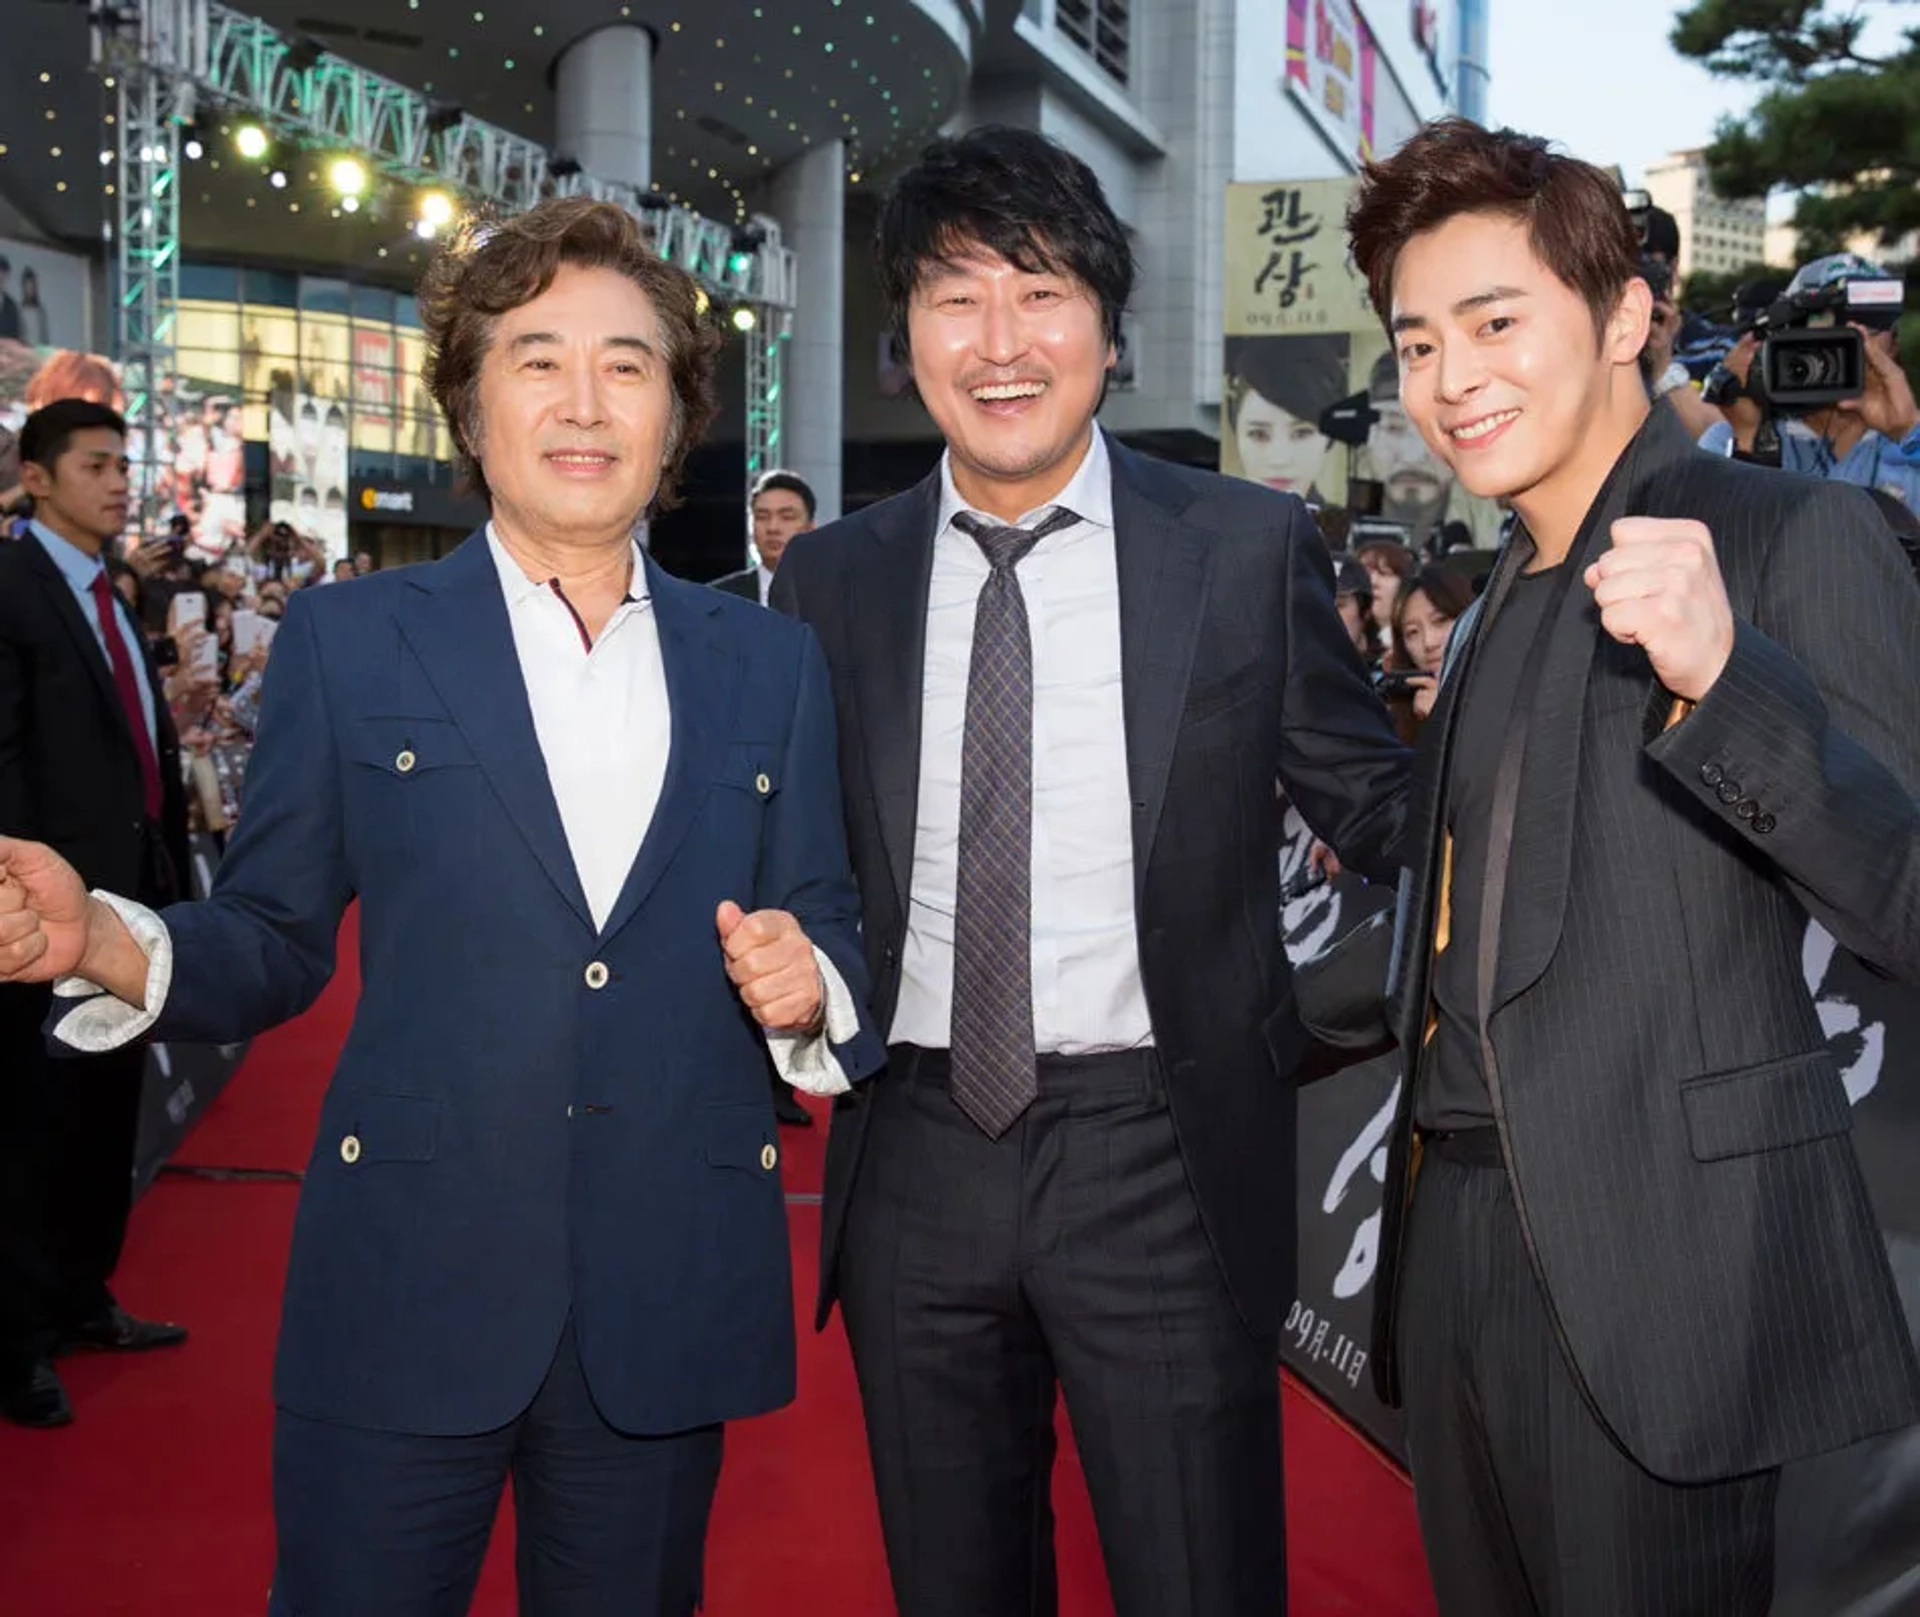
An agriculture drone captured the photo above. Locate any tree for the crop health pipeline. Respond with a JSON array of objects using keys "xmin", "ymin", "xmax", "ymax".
[
  {"xmin": 1678, "ymin": 260, "xmax": 1779, "ymax": 317},
  {"xmin": 1670, "ymin": 0, "xmax": 1920, "ymax": 258}
]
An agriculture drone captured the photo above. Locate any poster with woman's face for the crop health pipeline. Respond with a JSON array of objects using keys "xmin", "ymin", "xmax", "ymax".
[{"xmin": 1221, "ymin": 334, "xmax": 1350, "ymax": 503}]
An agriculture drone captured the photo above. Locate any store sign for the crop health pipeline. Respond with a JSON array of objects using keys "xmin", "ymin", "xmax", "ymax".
[
  {"xmin": 1285, "ymin": 0, "xmax": 1379, "ymax": 168},
  {"xmin": 359, "ymin": 485, "xmax": 415, "ymax": 514}
]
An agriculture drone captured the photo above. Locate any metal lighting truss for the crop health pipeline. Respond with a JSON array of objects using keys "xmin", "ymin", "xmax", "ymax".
[{"xmin": 97, "ymin": 0, "xmax": 794, "ymax": 524}]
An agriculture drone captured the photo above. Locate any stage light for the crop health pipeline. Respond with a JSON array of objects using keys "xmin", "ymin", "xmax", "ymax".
[
  {"xmin": 694, "ymin": 288, "xmax": 710, "ymax": 315},
  {"xmin": 234, "ymin": 123, "xmax": 269, "ymax": 160},
  {"xmin": 269, "ymin": 169, "xmax": 288, "ymax": 189},
  {"xmin": 549, "ymin": 154, "xmax": 583, "ymax": 179},
  {"xmin": 341, "ymin": 195, "xmax": 361, "ymax": 213},
  {"xmin": 417, "ymin": 190, "xmax": 455, "ymax": 229},
  {"xmin": 730, "ymin": 306, "xmax": 757, "ymax": 332},
  {"xmin": 284, "ymin": 37, "xmax": 324, "ymax": 74},
  {"xmin": 328, "ymin": 156, "xmax": 368, "ymax": 197}
]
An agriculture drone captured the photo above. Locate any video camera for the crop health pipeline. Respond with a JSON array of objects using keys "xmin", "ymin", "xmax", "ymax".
[{"xmin": 1703, "ymin": 262, "xmax": 1904, "ymax": 412}]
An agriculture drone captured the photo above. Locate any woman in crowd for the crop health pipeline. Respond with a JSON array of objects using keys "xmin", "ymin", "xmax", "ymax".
[
  {"xmin": 1355, "ymin": 536, "xmax": 1416, "ymax": 641},
  {"xmin": 1385, "ymin": 564, "xmax": 1475, "ymax": 739},
  {"xmin": 1224, "ymin": 333, "xmax": 1349, "ymax": 501}
]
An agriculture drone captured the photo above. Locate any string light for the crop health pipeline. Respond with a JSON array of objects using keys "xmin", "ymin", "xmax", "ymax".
[{"xmin": 234, "ymin": 124, "xmax": 269, "ymax": 160}]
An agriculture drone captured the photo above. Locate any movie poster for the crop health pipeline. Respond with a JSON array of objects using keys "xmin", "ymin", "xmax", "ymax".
[{"xmin": 1222, "ymin": 178, "xmax": 1506, "ymax": 552}]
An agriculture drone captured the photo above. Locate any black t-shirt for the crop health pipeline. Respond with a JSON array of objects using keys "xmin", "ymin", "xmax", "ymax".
[{"xmin": 1417, "ymin": 560, "xmax": 1570, "ymax": 1133}]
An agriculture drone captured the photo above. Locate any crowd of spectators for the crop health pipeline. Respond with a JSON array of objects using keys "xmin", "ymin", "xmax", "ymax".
[{"xmin": 4, "ymin": 476, "xmax": 375, "ymax": 838}]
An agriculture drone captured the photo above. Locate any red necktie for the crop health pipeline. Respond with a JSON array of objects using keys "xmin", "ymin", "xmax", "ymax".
[{"xmin": 88, "ymin": 569, "xmax": 164, "ymax": 820}]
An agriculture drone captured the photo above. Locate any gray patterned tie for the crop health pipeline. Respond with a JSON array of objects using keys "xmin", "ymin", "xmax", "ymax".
[{"xmin": 948, "ymin": 504, "xmax": 1079, "ymax": 1137}]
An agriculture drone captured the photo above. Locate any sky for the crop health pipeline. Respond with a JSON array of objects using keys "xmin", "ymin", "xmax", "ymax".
[{"xmin": 1486, "ymin": 0, "xmax": 1762, "ymax": 191}]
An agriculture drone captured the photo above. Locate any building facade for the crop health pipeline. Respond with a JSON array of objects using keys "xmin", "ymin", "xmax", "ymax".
[{"xmin": 1645, "ymin": 148, "xmax": 1769, "ymax": 280}]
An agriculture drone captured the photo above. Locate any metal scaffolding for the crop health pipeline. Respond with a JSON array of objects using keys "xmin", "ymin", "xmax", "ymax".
[{"xmin": 94, "ymin": 0, "xmax": 793, "ymax": 528}]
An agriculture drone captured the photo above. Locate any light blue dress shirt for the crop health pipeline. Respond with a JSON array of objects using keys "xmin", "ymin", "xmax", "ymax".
[
  {"xmin": 1696, "ymin": 419, "xmax": 1920, "ymax": 511},
  {"xmin": 32, "ymin": 520, "xmax": 161, "ymax": 751}
]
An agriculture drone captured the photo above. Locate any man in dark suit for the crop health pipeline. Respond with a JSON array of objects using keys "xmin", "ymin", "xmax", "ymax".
[
  {"xmin": 712, "ymin": 469, "xmax": 821, "ymax": 1127},
  {"xmin": 0, "ymin": 400, "xmax": 191, "ymax": 1428},
  {"xmin": 0, "ymin": 200, "xmax": 882, "ymax": 1611},
  {"xmin": 772, "ymin": 127, "xmax": 1410, "ymax": 1616},
  {"xmin": 1348, "ymin": 120, "xmax": 1920, "ymax": 1613},
  {"xmin": 713, "ymin": 468, "xmax": 816, "ymax": 607}
]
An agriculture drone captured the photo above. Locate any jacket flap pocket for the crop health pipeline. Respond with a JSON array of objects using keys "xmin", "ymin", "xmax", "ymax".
[
  {"xmin": 343, "ymin": 1091, "xmax": 441, "ymax": 1164},
  {"xmin": 346, "ymin": 716, "xmax": 476, "ymax": 776},
  {"xmin": 703, "ymin": 1102, "xmax": 781, "ymax": 1175},
  {"xmin": 1680, "ymin": 1051, "xmax": 1850, "ymax": 1162},
  {"xmin": 717, "ymin": 741, "xmax": 783, "ymax": 798}
]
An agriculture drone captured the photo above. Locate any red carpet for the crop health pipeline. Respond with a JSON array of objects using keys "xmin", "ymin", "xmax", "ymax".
[{"xmin": 0, "ymin": 914, "xmax": 1436, "ymax": 1615}]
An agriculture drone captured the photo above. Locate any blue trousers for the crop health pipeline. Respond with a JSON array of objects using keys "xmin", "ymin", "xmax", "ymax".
[{"xmin": 268, "ymin": 1317, "xmax": 724, "ymax": 1616}]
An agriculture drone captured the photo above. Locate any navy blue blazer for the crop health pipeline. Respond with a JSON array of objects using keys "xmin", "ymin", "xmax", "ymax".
[{"xmin": 149, "ymin": 532, "xmax": 884, "ymax": 1437}]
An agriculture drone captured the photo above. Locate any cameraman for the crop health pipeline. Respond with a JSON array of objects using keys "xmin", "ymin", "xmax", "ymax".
[{"xmin": 1699, "ymin": 255, "xmax": 1920, "ymax": 509}]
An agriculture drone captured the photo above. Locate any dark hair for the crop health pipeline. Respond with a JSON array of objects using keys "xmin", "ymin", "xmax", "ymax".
[
  {"xmin": 1354, "ymin": 537, "xmax": 1417, "ymax": 580},
  {"xmin": 750, "ymin": 469, "xmax": 817, "ymax": 519},
  {"xmin": 1347, "ymin": 118, "xmax": 1640, "ymax": 342},
  {"xmin": 19, "ymin": 398, "xmax": 127, "ymax": 470},
  {"xmin": 417, "ymin": 197, "xmax": 722, "ymax": 511},
  {"xmin": 876, "ymin": 126, "xmax": 1136, "ymax": 351},
  {"xmin": 1225, "ymin": 334, "xmax": 1350, "ymax": 428},
  {"xmin": 1390, "ymin": 564, "xmax": 1476, "ymax": 665}
]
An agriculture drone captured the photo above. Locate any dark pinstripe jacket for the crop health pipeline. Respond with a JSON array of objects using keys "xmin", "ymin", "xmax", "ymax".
[{"xmin": 1373, "ymin": 406, "xmax": 1920, "ymax": 1484}]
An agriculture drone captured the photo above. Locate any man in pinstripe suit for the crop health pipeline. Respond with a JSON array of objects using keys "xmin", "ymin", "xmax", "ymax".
[{"xmin": 1349, "ymin": 120, "xmax": 1920, "ymax": 1613}]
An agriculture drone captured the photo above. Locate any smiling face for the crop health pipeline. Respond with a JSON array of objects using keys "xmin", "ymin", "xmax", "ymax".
[
  {"xmin": 1389, "ymin": 212, "xmax": 1650, "ymax": 546},
  {"xmin": 470, "ymin": 262, "xmax": 674, "ymax": 551},
  {"xmin": 905, "ymin": 246, "xmax": 1115, "ymax": 520},
  {"xmin": 1234, "ymin": 386, "xmax": 1328, "ymax": 495}
]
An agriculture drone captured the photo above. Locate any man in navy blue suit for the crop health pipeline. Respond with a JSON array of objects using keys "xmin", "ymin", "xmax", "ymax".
[{"xmin": 0, "ymin": 198, "xmax": 883, "ymax": 1614}]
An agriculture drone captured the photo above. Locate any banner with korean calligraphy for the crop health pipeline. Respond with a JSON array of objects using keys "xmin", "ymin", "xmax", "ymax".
[{"xmin": 1223, "ymin": 175, "xmax": 1507, "ymax": 551}]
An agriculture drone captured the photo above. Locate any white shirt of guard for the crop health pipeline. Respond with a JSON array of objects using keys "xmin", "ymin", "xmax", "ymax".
[
  {"xmin": 755, "ymin": 563, "xmax": 775, "ymax": 606},
  {"xmin": 54, "ymin": 529, "xmax": 855, "ymax": 1092},
  {"xmin": 889, "ymin": 426, "xmax": 1153, "ymax": 1054}
]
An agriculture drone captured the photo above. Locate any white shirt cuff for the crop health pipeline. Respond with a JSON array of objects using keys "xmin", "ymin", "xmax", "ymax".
[
  {"xmin": 49, "ymin": 890, "xmax": 173, "ymax": 1052},
  {"xmin": 763, "ymin": 946, "xmax": 857, "ymax": 1096}
]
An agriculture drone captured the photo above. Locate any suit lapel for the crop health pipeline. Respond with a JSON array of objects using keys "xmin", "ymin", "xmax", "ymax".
[
  {"xmin": 24, "ymin": 538, "xmax": 133, "ymax": 748},
  {"xmin": 1109, "ymin": 446, "xmax": 1209, "ymax": 898},
  {"xmin": 394, "ymin": 533, "xmax": 595, "ymax": 930},
  {"xmin": 599, "ymin": 565, "xmax": 740, "ymax": 941},
  {"xmin": 1489, "ymin": 407, "xmax": 1701, "ymax": 1014},
  {"xmin": 853, "ymin": 473, "xmax": 939, "ymax": 915}
]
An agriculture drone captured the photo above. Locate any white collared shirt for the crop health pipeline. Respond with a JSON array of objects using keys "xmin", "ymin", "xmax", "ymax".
[
  {"xmin": 55, "ymin": 528, "xmax": 855, "ymax": 1094},
  {"xmin": 483, "ymin": 529, "xmax": 667, "ymax": 931},
  {"xmin": 756, "ymin": 564, "xmax": 774, "ymax": 606},
  {"xmin": 889, "ymin": 427, "xmax": 1152, "ymax": 1054}
]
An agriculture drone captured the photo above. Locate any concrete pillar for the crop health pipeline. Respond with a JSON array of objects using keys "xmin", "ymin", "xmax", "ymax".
[
  {"xmin": 770, "ymin": 140, "xmax": 845, "ymax": 523},
  {"xmin": 553, "ymin": 25, "xmax": 654, "ymax": 192}
]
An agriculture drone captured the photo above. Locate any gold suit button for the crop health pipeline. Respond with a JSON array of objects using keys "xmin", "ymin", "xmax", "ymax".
[
  {"xmin": 755, "ymin": 772, "xmax": 771, "ymax": 796},
  {"xmin": 395, "ymin": 749, "xmax": 417, "ymax": 774},
  {"xmin": 760, "ymin": 1143, "xmax": 778, "ymax": 1172},
  {"xmin": 340, "ymin": 1134, "xmax": 361, "ymax": 1164},
  {"xmin": 584, "ymin": 961, "xmax": 610, "ymax": 990}
]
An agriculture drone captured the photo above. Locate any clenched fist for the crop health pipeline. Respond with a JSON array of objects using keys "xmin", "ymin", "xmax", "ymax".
[
  {"xmin": 1583, "ymin": 517, "xmax": 1736, "ymax": 703},
  {"xmin": 0, "ymin": 837, "xmax": 93, "ymax": 983},
  {"xmin": 717, "ymin": 901, "xmax": 825, "ymax": 1033}
]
